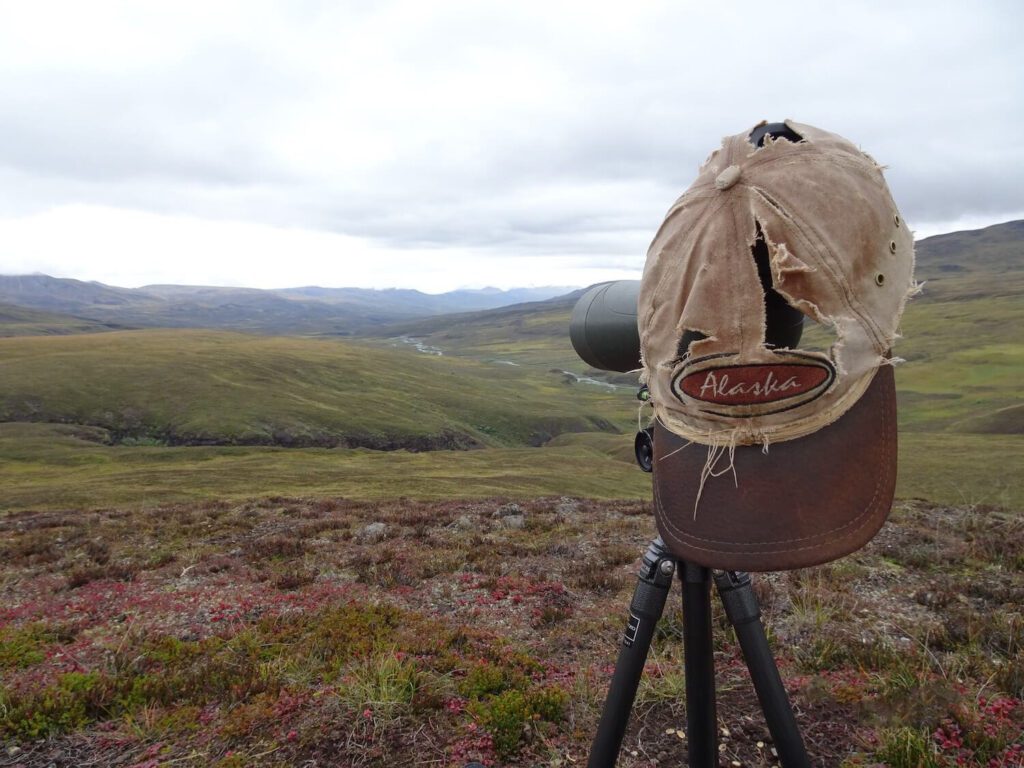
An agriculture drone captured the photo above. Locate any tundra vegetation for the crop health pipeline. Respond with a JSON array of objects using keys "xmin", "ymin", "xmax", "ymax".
[{"xmin": 0, "ymin": 222, "xmax": 1021, "ymax": 765}]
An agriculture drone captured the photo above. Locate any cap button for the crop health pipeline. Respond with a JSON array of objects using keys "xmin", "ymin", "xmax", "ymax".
[{"xmin": 715, "ymin": 164, "xmax": 742, "ymax": 190}]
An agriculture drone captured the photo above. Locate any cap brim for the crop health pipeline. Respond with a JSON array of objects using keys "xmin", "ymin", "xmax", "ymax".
[{"xmin": 652, "ymin": 366, "xmax": 897, "ymax": 571}]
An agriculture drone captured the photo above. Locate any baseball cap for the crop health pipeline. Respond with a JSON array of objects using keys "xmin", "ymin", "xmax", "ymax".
[{"xmin": 638, "ymin": 120, "xmax": 916, "ymax": 571}]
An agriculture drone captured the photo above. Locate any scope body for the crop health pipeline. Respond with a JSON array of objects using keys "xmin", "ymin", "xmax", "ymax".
[{"xmin": 569, "ymin": 280, "xmax": 641, "ymax": 373}]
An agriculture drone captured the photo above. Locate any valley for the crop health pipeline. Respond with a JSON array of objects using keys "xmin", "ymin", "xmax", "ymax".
[{"xmin": 0, "ymin": 221, "xmax": 1021, "ymax": 767}]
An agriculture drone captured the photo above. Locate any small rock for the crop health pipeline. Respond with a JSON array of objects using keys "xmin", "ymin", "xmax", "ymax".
[
  {"xmin": 7, "ymin": 746, "xmax": 21, "ymax": 756},
  {"xmin": 358, "ymin": 522, "xmax": 388, "ymax": 542},
  {"xmin": 555, "ymin": 496, "xmax": 580, "ymax": 517},
  {"xmin": 494, "ymin": 503, "xmax": 523, "ymax": 518},
  {"xmin": 502, "ymin": 514, "xmax": 526, "ymax": 529},
  {"xmin": 453, "ymin": 515, "xmax": 475, "ymax": 531}
]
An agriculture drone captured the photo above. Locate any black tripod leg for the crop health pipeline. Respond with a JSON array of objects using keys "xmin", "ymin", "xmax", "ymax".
[
  {"xmin": 714, "ymin": 571, "xmax": 811, "ymax": 768},
  {"xmin": 681, "ymin": 563, "xmax": 717, "ymax": 768},
  {"xmin": 587, "ymin": 539, "xmax": 675, "ymax": 768}
]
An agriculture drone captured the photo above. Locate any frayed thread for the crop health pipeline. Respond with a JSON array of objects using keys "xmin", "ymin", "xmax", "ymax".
[
  {"xmin": 637, "ymin": 399, "xmax": 654, "ymax": 433},
  {"xmin": 657, "ymin": 439, "xmax": 694, "ymax": 463},
  {"xmin": 692, "ymin": 435, "xmax": 739, "ymax": 520}
]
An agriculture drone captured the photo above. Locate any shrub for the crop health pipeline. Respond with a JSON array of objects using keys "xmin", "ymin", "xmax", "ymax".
[
  {"xmin": 272, "ymin": 567, "xmax": 318, "ymax": 590},
  {"xmin": 2, "ymin": 671, "xmax": 108, "ymax": 738},
  {"xmin": 527, "ymin": 686, "xmax": 569, "ymax": 722},
  {"xmin": 875, "ymin": 727, "xmax": 943, "ymax": 768},
  {"xmin": 997, "ymin": 651, "xmax": 1024, "ymax": 698},
  {"xmin": 65, "ymin": 562, "xmax": 138, "ymax": 589},
  {"xmin": 470, "ymin": 689, "xmax": 531, "ymax": 758},
  {"xmin": 245, "ymin": 534, "xmax": 307, "ymax": 560},
  {"xmin": 337, "ymin": 652, "xmax": 422, "ymax": 722},
  {"xmin": 458, "ymin": 661, "xmax": 511, "ymax": 699}
]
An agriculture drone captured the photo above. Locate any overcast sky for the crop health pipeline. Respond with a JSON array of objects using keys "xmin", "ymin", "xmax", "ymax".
[{"xmin": 0, "ymin": 1, "xmax": 1021, "ymax": 292}]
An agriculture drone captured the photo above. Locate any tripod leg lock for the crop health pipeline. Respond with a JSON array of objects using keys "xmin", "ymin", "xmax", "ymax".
[
  {"xmin": 713, "ymin": 570, "xmax": 761, "ymax": 625},
  {"xmin": 622, "ymin": 542, "xmax": 675, "ymax": 645}
]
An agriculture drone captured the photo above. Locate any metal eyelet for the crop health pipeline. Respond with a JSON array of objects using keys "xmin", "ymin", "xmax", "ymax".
[
  {"xmin": 875, "ymin": 273, "xmax": 886, "ymax": 286},
  {"xmin": 893, "ymin": 214, "xmax": 901, "ymax": 227},
  {"xmin": 889, "ymin": 240, "xmax": 897, "ymax": 254}
]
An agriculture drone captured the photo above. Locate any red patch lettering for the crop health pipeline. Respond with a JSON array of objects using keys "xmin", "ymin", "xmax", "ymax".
[{"xmin": 678, "ymin": 364, "xmax": 831, "ymax": 406}]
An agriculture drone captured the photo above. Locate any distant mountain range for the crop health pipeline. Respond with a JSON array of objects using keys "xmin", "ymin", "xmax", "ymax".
[
  {"xmin": 1, "ymin": 219, "xmax": 1021, "ymax": 338},
  {"xmin": 0, "ymin": 276, "xmax": 578, "ymax": 336}
]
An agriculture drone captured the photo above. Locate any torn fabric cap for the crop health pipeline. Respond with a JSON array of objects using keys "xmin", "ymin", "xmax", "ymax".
[{"xmin": 639, "ymin": 120, "xmax": 916, "ymax": 571}]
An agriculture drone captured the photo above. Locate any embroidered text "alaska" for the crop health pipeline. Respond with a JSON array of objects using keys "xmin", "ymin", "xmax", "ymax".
[{"xmin": 677, "ymin": 363, "xmax": 832, "ymax": 407}]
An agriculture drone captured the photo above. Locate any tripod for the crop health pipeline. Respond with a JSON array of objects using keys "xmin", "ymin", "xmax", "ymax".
[{"xmin": 587, "ymin": 538, "xmax": 811, "ymax": 768}]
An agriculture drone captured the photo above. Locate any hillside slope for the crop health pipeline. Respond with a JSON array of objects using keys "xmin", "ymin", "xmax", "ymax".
[
  {"xmin": 0, "ymin": 302, "xmax": 127, "ymax": 336},
  {"xmin": 0, "ymin": 330, "xmax": 628, "ymax": 449},
  {"xmin": 912, "ymin": 219, "xmax": 1024, "ymax": 301}
]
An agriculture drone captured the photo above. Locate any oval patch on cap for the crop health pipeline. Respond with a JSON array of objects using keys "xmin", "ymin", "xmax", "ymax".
[{"xmin": 671, "ymin": 354, "xmax": 836, "ymax": 416}]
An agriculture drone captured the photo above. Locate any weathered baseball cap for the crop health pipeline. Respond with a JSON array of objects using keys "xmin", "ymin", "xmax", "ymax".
[{"xmin": 638, "ymin": 120, "xmax": 916, "ymax": 571}]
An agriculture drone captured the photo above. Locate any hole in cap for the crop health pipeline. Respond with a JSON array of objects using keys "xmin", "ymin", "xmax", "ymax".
[
  {"xmin": 875, "ymin": 273, "xmax": 886, "ymax": 286},
  {"xmin": 749, "ymin": 122, "xmax": 804, "ymax": 147},
  {"xmin": 889, "ymin": 240, "xmax": 897, "ymax": 254},
  {"xmin": 677, "ymin": 329, "xmax": 707, "ymax": 358},
  {"xmin": 751, "ymin": 224, "xmax": 804, "ymax": 349}
]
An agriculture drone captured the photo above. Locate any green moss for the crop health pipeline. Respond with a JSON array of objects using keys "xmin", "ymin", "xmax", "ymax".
[
  {"xmin": 0, "ymin": 623, "xmax": 58, "ymax": 669},
  {"xmin": 2, "ymin": 671, "xmax": 106, "ymax": 738}
]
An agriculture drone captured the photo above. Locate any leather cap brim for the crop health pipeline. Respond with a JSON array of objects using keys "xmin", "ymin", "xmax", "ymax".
[{"xmin": 652, "ymin": 366, "xmax": 897, "ymax": 571}]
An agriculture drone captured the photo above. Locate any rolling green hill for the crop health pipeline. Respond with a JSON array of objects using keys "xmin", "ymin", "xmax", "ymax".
[
  {"xmin": 0, "ymin": 222, "xmax": 1020, "ymax": 512},
  {"xmin": 0, "ymin": 329, "xmax": 629, "ymax": 449},
  {"xmin": 0, "ymin": 302, "xmax": 128, "ymax": 336},
  {"xmin": 895, "ymin": 220, "xmax": 1023, "ymax": 433},
  {"xmin": 911, "ymin": 219, "xmax": 1024, "ymax": 301}
]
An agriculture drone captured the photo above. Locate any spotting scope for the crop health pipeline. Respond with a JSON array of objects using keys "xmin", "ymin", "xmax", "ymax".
[{"xmin": 569, "ymin": 271, "xmax": 805, "ymax": 375}]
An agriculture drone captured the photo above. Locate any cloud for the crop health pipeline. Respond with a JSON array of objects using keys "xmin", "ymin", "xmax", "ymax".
[{"xmin": 0, "ymin": 1, "xmax": 1021, "ymax": 289}]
